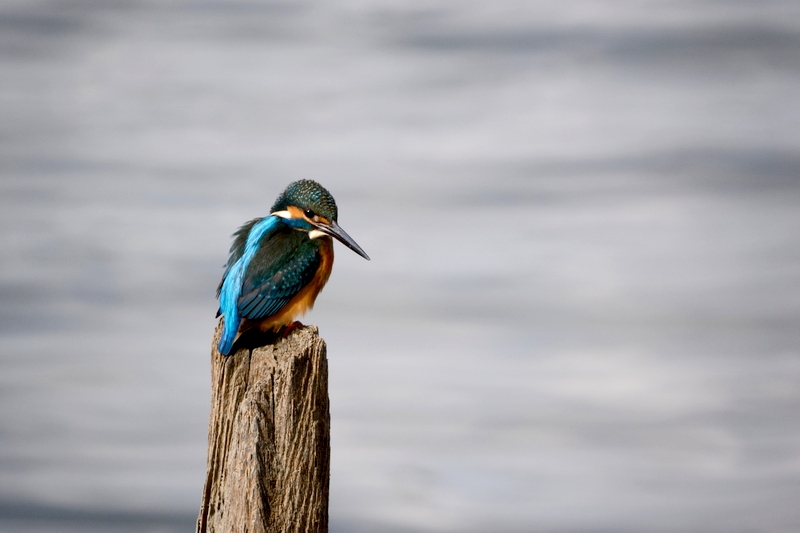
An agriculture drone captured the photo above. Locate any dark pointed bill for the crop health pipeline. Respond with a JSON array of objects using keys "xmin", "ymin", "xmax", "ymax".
[{"xmin": 315, "ymin": 220, "xmax": 370, "ymax": 260}]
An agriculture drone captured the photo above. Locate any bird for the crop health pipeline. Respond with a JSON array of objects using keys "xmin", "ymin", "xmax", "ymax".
[{"xmin": 216, "ymin": 179, "xmax": 370, "ymax": 355}]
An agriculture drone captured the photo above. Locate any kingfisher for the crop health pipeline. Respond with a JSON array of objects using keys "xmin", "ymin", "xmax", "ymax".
[{"xmin": 216, "ymin": 180, "xmax": 370, "ymax": 355}]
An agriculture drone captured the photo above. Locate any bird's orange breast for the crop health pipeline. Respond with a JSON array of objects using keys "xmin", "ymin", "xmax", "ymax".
[{"xmin": 256, "ymin": 237, "xmax": 334, "ymax": 332}]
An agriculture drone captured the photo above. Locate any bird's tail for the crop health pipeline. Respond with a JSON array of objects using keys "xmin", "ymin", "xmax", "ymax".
[{"xmin": 218, "ymin": 315, "xmax": 239, "ymax": 355}]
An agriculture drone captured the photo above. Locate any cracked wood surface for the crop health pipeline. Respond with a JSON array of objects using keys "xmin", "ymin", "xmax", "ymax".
[{"xmin": 197, "ymin": 323, "xmax": 330, "ymax": 533}]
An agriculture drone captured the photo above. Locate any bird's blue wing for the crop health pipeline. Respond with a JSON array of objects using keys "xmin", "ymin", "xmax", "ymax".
[
  {"xmin": 217, "ymin": 215, "xmax": 284, "ymax": 354},
  {"xmin": 217, "ymin": 217, "xmax": 261, "ymax": 300},
  {"xmin": 237, "ymin": 231, "xmax": 321, "ymax": 320}
]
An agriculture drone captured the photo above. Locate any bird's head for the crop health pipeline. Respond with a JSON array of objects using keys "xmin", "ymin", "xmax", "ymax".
[{"xmin": 271, "ymin": 179, "xmax": 370, "ymax": 260}]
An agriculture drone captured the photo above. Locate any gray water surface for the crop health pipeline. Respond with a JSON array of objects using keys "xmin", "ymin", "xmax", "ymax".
[{"xmin": 1, "ymin": 1, "xmax": 799, "ymax": 532}]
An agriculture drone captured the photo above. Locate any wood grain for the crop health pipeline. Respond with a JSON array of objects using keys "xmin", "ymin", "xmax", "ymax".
[{"xmin": 197, "ymin": 323, "xmax": 329, "ymax": 533}]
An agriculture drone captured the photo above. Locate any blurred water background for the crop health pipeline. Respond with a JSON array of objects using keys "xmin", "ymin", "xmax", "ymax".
[{"xmin": 1, "ymin": 1, "xmax": 799, "ymax": 532}]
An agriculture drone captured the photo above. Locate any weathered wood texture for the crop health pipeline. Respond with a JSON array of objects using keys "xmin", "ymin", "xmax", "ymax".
[{"xmin": 197, "ymin": 323, "xmax": 330, "ymax": 533}]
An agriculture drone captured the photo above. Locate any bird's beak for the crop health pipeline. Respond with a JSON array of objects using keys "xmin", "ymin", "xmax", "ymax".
[{"xmin": 315, "ymin": 220, "xmax": 370, "ymax": 260}]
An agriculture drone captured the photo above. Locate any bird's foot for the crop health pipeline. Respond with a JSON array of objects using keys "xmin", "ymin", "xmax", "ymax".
[{"xmin": 279, "ymin": 321, "xmax": 304, "ymax": 337}]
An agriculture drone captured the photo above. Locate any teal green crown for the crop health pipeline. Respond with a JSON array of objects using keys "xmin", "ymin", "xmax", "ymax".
[{"xmin": 271, "ymin": 179, "xmax": 338, "ymax": 222}]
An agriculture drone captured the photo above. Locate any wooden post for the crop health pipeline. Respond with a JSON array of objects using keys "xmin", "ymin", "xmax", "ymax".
[{"xmin": 197, "ymin": 323, "xmax": 330, "ymax": 533}]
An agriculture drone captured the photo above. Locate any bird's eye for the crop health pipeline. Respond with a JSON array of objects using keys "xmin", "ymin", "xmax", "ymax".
[{"xmin": 304, "ymin": 209, "xmax": 315, "ymax": 219}]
